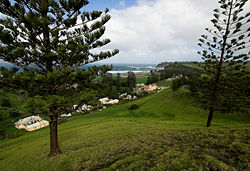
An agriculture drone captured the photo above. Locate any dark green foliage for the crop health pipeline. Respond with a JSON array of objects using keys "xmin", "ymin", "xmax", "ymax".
[
  {"xmin": 160, "ymin": 63, "xmax": 200, "ymax": 80},
  {"xmin": 108, "ymin": 86, "xmax": 119, "ymax": 99},
  {"xmin": 197, "ymin": 0, "xmax": 249, "ymax": 126},
  {"xmin": 191, "ymin": 71, "xmax": 249, "ymax": 113},
  {"xmin": 128, "ymin": 104, "xmax": 139, "ymax": 110},
  {"xmin": 0, "ymin": 0, "xmax": 119, "ymax": 115},
  {"xmin": 115, "ymin": 73, "xmax": 122, "ymax": 90},
  {"xmin": 127, "ymin": 71, "xmax": 136, "ymax": 89},
  {"xmin": 0, "ymin": 0, "xmax": 119, "ymax": 155},
  {"xmin": 146, "ymin": 70, "xmax": 159, "ymax": 85},
  {"xmin": 157, "ymin": 61, "xmax": 201, "ymax": 68},
  {"xmin": 171, "ymin": 77, "xmax": 189, "ymax": 93},
  {"xmin": 97, "ymin": 72, "xmax": 137, "ymax": 99}
]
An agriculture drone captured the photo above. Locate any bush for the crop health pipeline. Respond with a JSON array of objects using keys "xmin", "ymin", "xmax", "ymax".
[{"xmin": 129, "ymin": 104, "xmax": 139, "ymax": 110}]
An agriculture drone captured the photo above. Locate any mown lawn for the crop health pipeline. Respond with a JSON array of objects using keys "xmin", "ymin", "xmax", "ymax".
[{"xmin": 0, "ymin": 89, "xmax": 249, "ymax": 170}]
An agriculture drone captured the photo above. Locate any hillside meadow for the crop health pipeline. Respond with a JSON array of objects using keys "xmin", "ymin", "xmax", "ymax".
[{"xmin": 0, "ymin": 89, "xmax": 249, "ymax": 170}]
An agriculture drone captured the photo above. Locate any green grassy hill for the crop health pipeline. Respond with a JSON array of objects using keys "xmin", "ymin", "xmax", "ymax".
[{"xmin": 0, "ymin": 89, "xmax": 249, "ymax": 170}]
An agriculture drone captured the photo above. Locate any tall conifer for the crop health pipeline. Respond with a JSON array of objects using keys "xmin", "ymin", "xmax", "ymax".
[
  {"xmin": 0, "ymin": 0, "xmax": 118, "ymax": 156},
  {"xmin": 197, "ymin": 0, "xmax": 249, "ymax": 127}
]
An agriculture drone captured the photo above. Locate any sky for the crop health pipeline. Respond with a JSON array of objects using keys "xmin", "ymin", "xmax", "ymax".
[
  {"xmin": 85, "ymin": 0, "xmax": 249, "ymax": 64},
  {"xmin": 1, "ymin": 0, "xmax": 249, "ymax": 64}
]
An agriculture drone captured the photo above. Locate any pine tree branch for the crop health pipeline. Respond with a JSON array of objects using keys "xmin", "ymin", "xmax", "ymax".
[
  {"xmin": 13, "ymin": 0, "xmax": 44, "ymax": 44},
  {"xmin": 228, "ymin": 30, "xmax": 248, "ymax": 38},
  {"xmin": 0, "ymin": 106, "xmax": 25, "ymax": 113}
]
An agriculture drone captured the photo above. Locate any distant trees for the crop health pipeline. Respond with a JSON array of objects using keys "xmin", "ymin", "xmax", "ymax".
[
  {"xmin": 197, "ymin": 0, "xmax": 249, "ymax": 127},
  {"xmin": 98, "ymin": 71, "xmax": 137, "ymax": 98},
  {"xmin": 115, "ymin": 73, "xmax": 122, "ymax": 90},
  {"xmin": 144, "ymin": 63, "xmax": 200, "ymax": 87},
  {"xmin": 160, "ymin": 63, "xmax": 200, "ymax": 81},
  {"xmin": 0, "ymin": 0, "xmax": 118, "ymax": 156},
  {"xmin": 146, "ymin": 70, "xmax": 159, "ymax": 85},
  {"xmin": 127, "ymin": 71, "xmax": 136, "ymax": 89},
  {"xmin": 171, "ymin": 77, "xmax": 189, "ymax": 93}
]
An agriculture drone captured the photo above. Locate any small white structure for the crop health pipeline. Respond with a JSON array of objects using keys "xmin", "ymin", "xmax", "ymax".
[
  {"xmin": 136, "ymin": 83, "xmax": 145, "ymax": 87},
  {"xmin": 25, "ymin": 120, "xmax": 49, "ymax": 131},
  {"xmin": 133, "ymin": 96, "xmax": 137, "ymax": 100},
  {"xmin": 80, "ymin": 104, "xmax": 93, "ymax": 111},
  {"xmin": 99, "ymin": 97, "xmax": 109, "ymax": 104},
  {"xmin": 124, "ymin": 95, "xmax": 132, "ymax": 100},
  {"xmin": 72, "ymin": 83, "xmax": 78, "ymax": 89},
  {"xmin": 119, "ymin": 93, "xmax": 127, "ymax": 99},
  {"xmin": 60, "ymin": 113, "xmax": 72, "ymax": 118},
  {"xmin": 73, "ymin": 105, "xmax": 78, "ymax": 110},
  {"xmin": 80, "ymin": 104, "xmax": 88, "ymax": 111},
  {"xmin": 14, "ymin": 116, "xmax": 49, "ymax": 131},
  {"xmin": 87, "ymin": 105, "xmax": 93, "ymax": 110},
  {"xmin": 107, "ymin": 99, "xmax": 119, "ymax": 104}
]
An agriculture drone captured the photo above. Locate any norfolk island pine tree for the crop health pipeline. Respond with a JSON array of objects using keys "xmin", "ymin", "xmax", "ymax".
[
  {"xmin": 0, "ymin": 0, "xmax": 118, "ymax": 156},
  {"xmin": 197, "ymin": 0, "xmax": 249, "ymax": 127}
]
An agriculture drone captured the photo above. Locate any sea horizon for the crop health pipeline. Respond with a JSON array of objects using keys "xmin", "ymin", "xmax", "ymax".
[{"xmin": 0, "ymin": 61, "xmax": 162, "ymax": 74}]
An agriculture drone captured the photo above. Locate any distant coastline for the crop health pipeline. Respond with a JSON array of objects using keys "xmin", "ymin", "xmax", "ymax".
[{"xmin": 0, "ymin": 61, "xmax": 163, "ymax": 74}]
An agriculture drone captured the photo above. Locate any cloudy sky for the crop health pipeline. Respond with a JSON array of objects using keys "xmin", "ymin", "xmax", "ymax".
[
  {"xmin": 87, "ymin": 0, "xmax": 249, "ymax": 64},
  {"xmin": 0, "ymin": 0, "xmax": 249, "ymax": 65}
]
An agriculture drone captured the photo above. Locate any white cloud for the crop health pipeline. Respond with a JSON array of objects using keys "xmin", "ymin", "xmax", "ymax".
[{"xmin": 99, "ymin": 0, "xmax": 250, "ymax": 64}]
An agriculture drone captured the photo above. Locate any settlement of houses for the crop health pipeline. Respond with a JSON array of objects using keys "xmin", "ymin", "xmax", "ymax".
[{"xmin": 14, "ymin": 83, "xmax": 168, "ymax": 131}]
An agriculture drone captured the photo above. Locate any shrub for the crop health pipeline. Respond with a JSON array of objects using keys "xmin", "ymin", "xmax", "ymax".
[{"xmin": 129, "ymin": 104, "xmax": 139, "ymax": 110}]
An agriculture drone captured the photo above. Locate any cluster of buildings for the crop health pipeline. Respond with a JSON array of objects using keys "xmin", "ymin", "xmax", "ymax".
[
  {"xmin": 14, "ymin": 116, "xmax": 49, "ymax": 131},
  {"xmin": 14, "ymin": 82, "xmax": 170, "ymax": 131},
  {"xmin": 134, "ymin": 83, "xmax": 169, "ymax": 94}
]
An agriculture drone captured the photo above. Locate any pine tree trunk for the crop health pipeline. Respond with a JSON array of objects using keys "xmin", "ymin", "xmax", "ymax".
[
  {"xmin": 48, "ymin": 115, "xmax": 62, "ymax": 156},
  {"xmin": 206, "ymin": 107, "xmax": 214, "ymax": 127}
]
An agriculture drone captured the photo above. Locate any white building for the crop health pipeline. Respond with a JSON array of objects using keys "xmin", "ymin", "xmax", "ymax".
[
  {"xmin": 14, "ymin": 116, "xmax": 49, "ymax": 131},
  {"xmin": 60, "ymin": 113, "xmax": 72, "ymax": 118},
  {"xmin": 136, "ymin": 83, "xmax": 145, "ymax": 87},
  {"xmin": 73, "ymin": 105, "xmax": 78, "ymax": 110},
  {"xmin": 107, "ymin": 99, "xmax": 119, "ymax": 104},
  {"xmin": 99, "ymin": 97, "xmax": 109, "ymax": 104},
  {"xmin": 80, "ymin": 104, "xmax": 94, "ymax": 111}
]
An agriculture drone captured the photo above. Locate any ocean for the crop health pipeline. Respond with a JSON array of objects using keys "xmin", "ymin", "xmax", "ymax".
[
  {"xmin": 0, "ymin": 61, "xmax": 162, "ymax": 74},
  {"xmin": 108, "ymin": 64, "xmax": 161, "ymax": 74},
  {"xmin": 81, "ymin": 63, "xmax": 162, "ymax": 74}
]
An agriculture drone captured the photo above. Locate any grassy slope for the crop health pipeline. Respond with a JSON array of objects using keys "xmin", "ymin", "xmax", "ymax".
[
  {"xmin": 0, "ymin": 89, "xmax": 249, "ymax": 170},
  {"xmin": 156, "ymin": 80, "xmax": 172, "ymax": 87},
  {"xmin": 182, "ymin": 63, "xmax": 202, "ymax": 70},
  {"xmin": 136, "ymin": 77, "xmax": 147, "ymax": 84}
]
